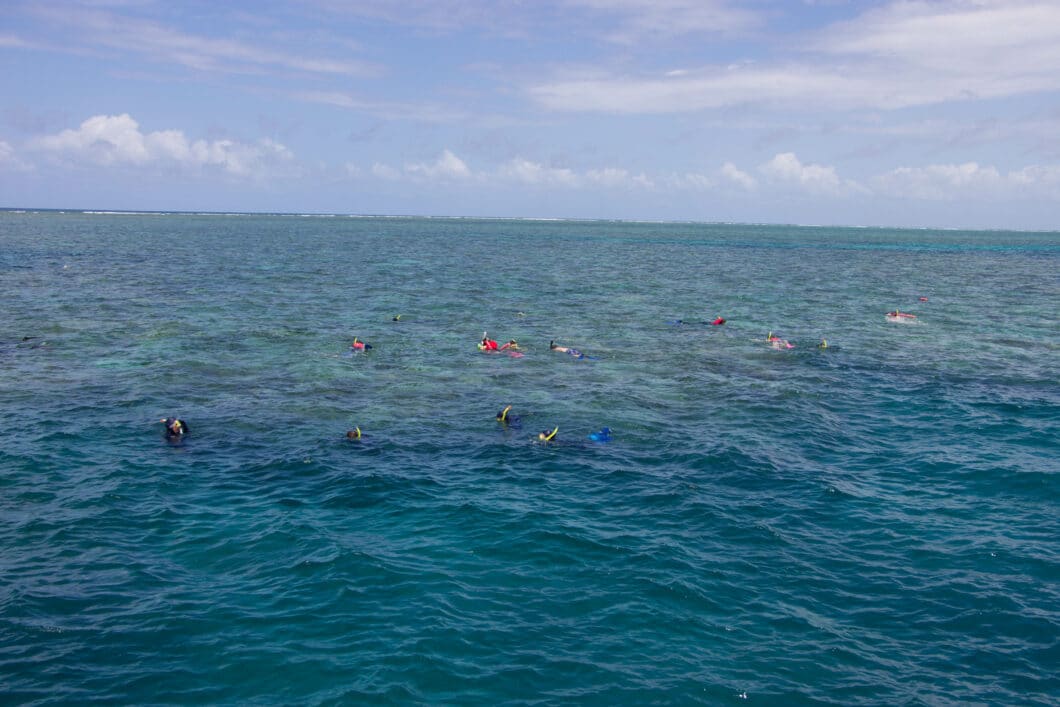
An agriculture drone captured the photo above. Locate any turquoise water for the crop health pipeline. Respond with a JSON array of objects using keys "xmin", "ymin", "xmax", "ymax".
[{"xmin": 1, "ymin": 211, "xmax": 1058, "ymax": 705}]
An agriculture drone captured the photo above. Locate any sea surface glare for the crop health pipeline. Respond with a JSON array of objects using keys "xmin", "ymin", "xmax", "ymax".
[{"xmin": 1, "ymin": 211, "xmax": 1058, "ymax": 705}]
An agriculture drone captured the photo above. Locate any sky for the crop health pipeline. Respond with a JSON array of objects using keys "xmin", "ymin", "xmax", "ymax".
[{"xmin": 3, "ymin": 0, "xmax": 1060, "ymax": 229}]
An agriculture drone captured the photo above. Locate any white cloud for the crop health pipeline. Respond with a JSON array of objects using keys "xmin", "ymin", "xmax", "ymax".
[
  {"xmin": 530, "ymin": 63, "xmax": 882, "ymax": 114},
  {"xmin": 497, "ymin": 158, "xmax": 579, "ymax": 187},
  {"xmin": 661, "ymin": 163, "xmax": 756, "ymax": 192},
  {"xmin": 0, "ymin": 33, "xmax": 33, "ymax": 49},
  {"xmin": 720, "ymin": 161, "xmax": 756, "ymax": 190},
  {"xmin": 353, "ymin": 153, "xmax": 655, "ymax": 190},
  {"xmin": 371, "ymin": 162, "xmax": 401, "ymax": 180},
  {"xmin": 305, "ymin": 0, "xmax": 759, "ymax": 42},
  {"xmin": 33, "ymin": 114, "xmax": 295, "ymax": 178},
  {"xmin": 564, "ymin": 0, "xmax": 761, "ymax": 43},
  {"xmin": 0, "ymin": 140, "xmax": 33, "ymax": 172},
  {"xmin": 760, "ymin": 152, "xmax": 864, "ymax": 196},
  {"xmin": 665, "ymin": 172, "xmax": 714, "ymax": 190},
  {"xmin": 585, "ymin": 167, "xmax": 654, "ymax": 189},
  {"xmin": 815, "ymin": 1, "xmax": 1060, "ymax": 103},
  {"xmin": 32, "ymin": 7, "xmax": 376, "ymax": 77},
  {"xmin": 873, "ymin": 162, "xmax": 1060, "ymax": 200},
  {"xmin": 405, "ymin": 149, "xmax": 471, "ymax": 180},
  {"xmin": 530, "ymin": 1, "xmax": 1060, "ymax": 114},
  {"xmin": 295, "ymin": 91, "xmax": 471, "ymax": 123}
]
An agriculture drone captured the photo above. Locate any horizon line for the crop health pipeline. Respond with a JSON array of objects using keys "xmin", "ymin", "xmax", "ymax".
[{"xmin": 1, "ymin": 206, "xmax": 1057, "ymax": 235}]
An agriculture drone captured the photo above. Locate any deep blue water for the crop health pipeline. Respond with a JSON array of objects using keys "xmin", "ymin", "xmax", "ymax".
[{"xmin": 1, "ymin": 211, "xmax": 1058, "ymax": 705}]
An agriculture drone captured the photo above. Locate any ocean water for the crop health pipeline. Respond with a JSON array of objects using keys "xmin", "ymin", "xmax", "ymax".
[{"xmin": 1, "ymin": 210, "xmax": 1057, "ymax": 705}]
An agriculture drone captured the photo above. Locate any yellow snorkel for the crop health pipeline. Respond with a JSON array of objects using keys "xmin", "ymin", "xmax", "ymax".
[
  {"xmin": 538, "ymin": 426, "xmax": 558, "ymax": 442},
  {"xmin": 497, "ymin": 405, "xmax": 512, "ymax": 423}
]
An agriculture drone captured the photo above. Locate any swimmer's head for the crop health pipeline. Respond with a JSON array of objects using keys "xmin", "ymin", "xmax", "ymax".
[
  {"xmin": 497, "ymin": 405, "xmax": 512, "ymax": 422},
  {"xmin": 549, "ymin": 340, "xmax": 557, "ymax": 349},
  {"xmin": 346, "ymin": 427, "xmax": 361, "ymax": 440}
]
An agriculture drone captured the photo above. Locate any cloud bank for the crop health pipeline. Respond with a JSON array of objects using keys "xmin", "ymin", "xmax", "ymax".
[
  {"xmin": 529, "ymin": 0, "xmax": 1060, "ymax": 114},
  {"xmin": 33, "ymin": 114, "xmax": 295, "ymax": 178}
]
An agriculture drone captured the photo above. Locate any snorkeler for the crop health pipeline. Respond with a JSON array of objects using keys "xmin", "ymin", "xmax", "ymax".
[
  {"xmin": 497, "ymin": 405, "xmax": 525, "ymax": 428},
  {"xmin": 886, "ymin": 309, "xmax": 916, "ymax": 320},
  {"xmin": 499, "ymin": 339, "xmax": 519, "ymax": 351},
  {"xmin": 160, "ymin": 417, "xmax": 189, "ymax": 439},
  {"xmin": 710, "ymin": 317, "xmax": 726, "ymax": 325},
  {"xmin": 549, "ymin": 340, "xmax": 588, "ymax": 359},
  {"xmin": 537, "ymin": 426, "xmax": 558, "ymax": 442},
  {"xmin": 351, "ymin": 337, "xmax": 373, "ymax": 351},
  {"xmin": 479, "ymin": 333, "xmax": 499, "ymax": 351},
  {"xmin": 766, "ymin": 332, "xmax": 794, "ymax": 349},
  {"xmin": 346, "ymin": 427, "xmax": 362, "ymax": 440},
  {"xmin": 588, "ymin": 427, "xmax": 612, "ymax": 443}
]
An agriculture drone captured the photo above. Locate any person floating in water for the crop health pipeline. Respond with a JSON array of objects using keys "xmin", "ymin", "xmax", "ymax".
[
  {"xmin": 766, "ymin": 331, "xmax": 794, "ymax": 349},
  {"xmin": 351, "ymin": 337, "xmax": 373, "ymax": 351},
  {"xmin": 710, "ymin": 317, "xmax": 726, "ymax": 325},
  {"xmin": 346, "ymin": 427, "xmax": 362, "ymax": 440},
  {"xmin": 537, "ymin": 426, "xmax": 558, "ymax": 442},
  {"xmin": 479, "ymin": 333, "xmax": 499, "ymax": 351},
  {"xmin": 499, "ymin": 339, "xmax": 519, "ymax": 351},
  {"xmin": 160, "ymin": 417, "xmax": 189, "ymax": 439},
  {"xmin": 588, "ymin": 427, "xmax": 612, "ymax": 443},
  {"xmin": 497, "ymin": 405, "xmax": 524, "ymax": 428},
  {"xmin": 549, "ymin": 340, "xmax": 588, "ymax": 359},
  {"xmin": 886, "ymin": 309, "xmax": 916, "ymax": 320},
  {"xmin": 817, "ymin": 338, "xmax": 829, "ymax": 349}
]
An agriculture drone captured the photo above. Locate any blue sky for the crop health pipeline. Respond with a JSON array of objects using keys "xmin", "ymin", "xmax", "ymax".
[{"xmin": 3, "ymin": 0, "xmax": 1060, "ymax": 229}]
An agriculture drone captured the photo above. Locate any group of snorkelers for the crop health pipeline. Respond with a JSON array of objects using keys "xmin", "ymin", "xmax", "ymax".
[
  {"xmin": 479, "ymin": 333, "xmax": 519, "ymax": 352},
  {"xmin": 164, "ymin": 297, "xmax": 927, "ymax": 444},
  {"xmin": 766, "ymin": 296, "xmax": 927, "ymax": 350},
  {"xmin": 496, "ymin": 404, "xmax": 611, "ymax": 445}
]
